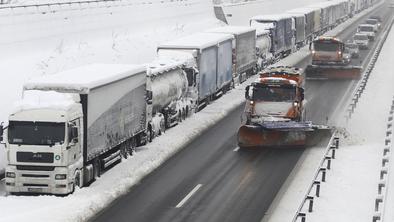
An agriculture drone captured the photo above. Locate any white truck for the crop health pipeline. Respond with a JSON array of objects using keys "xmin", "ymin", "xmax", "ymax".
[
  {"xmin": 358, "ymin": 24, "xmax": 376, "ymax": 40},
  {"xmin": 2, "ymin": 64, "xmax": 150, "ymax": 195},
  {"xmin": 157, "ymin": 32, "xmax": 234, "ymax": 110}
]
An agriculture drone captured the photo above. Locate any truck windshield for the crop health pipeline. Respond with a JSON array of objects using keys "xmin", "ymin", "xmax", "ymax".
[
  {"xmin": 359, "ymin": 26, "xmax": 373, "ymax": 32},
  {"xmin": 314, "ymin": 42, "xmax": 339, "ymax": 52},
  {"xmin": 346, "ymin": 43, "xmax": 357, "ymax": 49},
  {"xmin": 354, "ymin": 35, "xmax": 368, "ymax": 40},
  {"xmin": 8, "ymin": 121, "xmax": 65, "ymax": 146},
  {"xmin": 253, "ymin": 86, "xmax": 296, "ymax": 102}
]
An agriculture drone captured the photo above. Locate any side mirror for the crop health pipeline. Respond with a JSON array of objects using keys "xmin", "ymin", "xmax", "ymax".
[
  {"xmin": 245, "ymin": 86, "xmax": 251, "ymax": 100},
  {"xmin": 299, "ymin": 87, "xmax": 305, "ymax": 101},
  {"xmin": 0, "ymin": 122, "xmax": 3, "ymax": 142},
  {"xmin": 146, "ymin": 90, "xmax": 153, "ymax": 105},
  {"xmin": 71, "ymin": 127, "xmax": 78, "ymax": 143}
]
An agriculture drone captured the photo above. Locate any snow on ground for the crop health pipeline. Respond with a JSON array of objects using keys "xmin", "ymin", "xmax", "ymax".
[
  {"xmin": 0, "ymin": 0, "xmax": 374, "ymax": 221},
  {"xmin": 263, "ymin": 9, "xmax": 394, "ymax": 222},
  {"xmin": 306, "ymin": 19, "xmax": 394, "ymax": 222},
  {"xmin": 0, "ymin": 0, "xmax": 222, "ymax": 173},
  {"xmin": 0, "ymin": 76, "xmax": 252, "ymax": 222}
]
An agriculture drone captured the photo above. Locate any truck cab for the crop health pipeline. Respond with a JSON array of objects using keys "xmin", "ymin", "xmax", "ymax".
[
  {"xmin": 358, "ymin": 24, "xmax": 376, "ymax": 40},
  {"xmin": 310, "ymin": 37, "xmax": 350, "ymax": 65},
  {"xmin": 244, "ymin": 77, "xmax": 304, "ymax": 124},
  {"xmin": 4, "ymin": 90, "xmax": 83, "ymax": 195}
]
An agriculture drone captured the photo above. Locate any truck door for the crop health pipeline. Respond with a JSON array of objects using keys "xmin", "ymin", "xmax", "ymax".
[{"xmin": 68, "ymin": 119, "xmax": 82, "ymax": 163}]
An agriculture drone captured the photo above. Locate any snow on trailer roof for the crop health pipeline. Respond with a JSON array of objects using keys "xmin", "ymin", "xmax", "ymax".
[
  {"xmin": 158, "ymin": 32, "xmax": 233, "ymax": 50},
  {"xmin": 287, "ymin": 7, "xmax": 318, "ymax": 14},
  {"xmin": 24, "ymin": 64, "xmax": 146, "ymax": 94},
  {"xmin": 305, "ymin": 1, "xmax": 335, "ymax": 8},
  {"xmin": 206, "ymin": 26, "xmax": 256, "ymax": 36},
  {"xmin": 147, "ymin": 58, "xmax": 184, "ymax": 76},
  {"xmin": 250, "ymin": 14, "xmax": 293, "ymax": 22}
]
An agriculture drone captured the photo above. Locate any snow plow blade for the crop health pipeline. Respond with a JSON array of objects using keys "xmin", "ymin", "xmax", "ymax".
[
  {"xmin": 237, "ymin": 121, "xmax": 331, "ymax": 148},
  {"xmin": 305, "ymin": 65, "xmax": 362, "ymax": 80}
]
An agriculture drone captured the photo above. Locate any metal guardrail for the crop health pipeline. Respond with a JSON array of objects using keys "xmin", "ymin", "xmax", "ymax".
[
  {"xmin": 345, "ymin": 15, "xmax": 394, "ymax": 122},
  {"xmin": 292, "ymin": 3, "xmax": 392, "ymax": 222},
  {"xmin": 372, "ymin": 97, "xmax": 394, "ymax": 222},
  {"xmin": 292, "ymin": 133, "xmax": 339, "ymax": 222}
]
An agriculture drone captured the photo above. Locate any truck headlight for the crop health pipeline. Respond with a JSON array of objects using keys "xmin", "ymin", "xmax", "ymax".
[
  {"xmin": 6, "ymin": 172, "xmax": 15, "ymax": 178},
  {"xmin": 55, "ymin": 174, "xmax": 67, "ymax": 180}
]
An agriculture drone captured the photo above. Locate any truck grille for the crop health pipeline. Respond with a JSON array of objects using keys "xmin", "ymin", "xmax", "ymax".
[
  {"xmin": 23, "ymin": 183, "xmax": 48, "ymax": 187},
  {"xmin": 21, "ymin": 174, "xmax": 50, "ymax": 178},
  {"xmin": 17, "ymin": 152, "xmax": 54, "ymax": 163},
  {"xmin": 16, "ymin": 165, "xmax": 55, "ymax": 171}
]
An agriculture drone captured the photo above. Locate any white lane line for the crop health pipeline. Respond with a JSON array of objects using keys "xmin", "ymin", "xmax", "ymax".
[
  {"xmin": 175, "ymin": 184, "xmax": 203, "ymax": 208},
  {"xmin": 233, "ymin": 147, "xmax": 240, "ymax": 152}
]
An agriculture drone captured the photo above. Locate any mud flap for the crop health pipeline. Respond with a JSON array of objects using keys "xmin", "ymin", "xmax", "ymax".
[{"xmin": 305, "ymin": 65, "xmax": 362, "ymax": 80}]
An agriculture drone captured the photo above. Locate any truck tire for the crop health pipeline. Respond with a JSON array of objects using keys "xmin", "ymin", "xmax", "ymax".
[
  {"xmin": 147, "ymin": 125, "xmax": 153, "ymax": 143},
  {"xmin": 182, "ymin": 108, "xmax": 186, "ymax": 120},
  {"xmin": 120, "ymin": 144, "xmax": 128, "ymax": 159},
  {"xmin": 128, "ymin": 138, "xmax": 136, "ymax": 156},
  {"xmin": 93, "ymin": 159, "xmax": 101, "ymax": 179}
]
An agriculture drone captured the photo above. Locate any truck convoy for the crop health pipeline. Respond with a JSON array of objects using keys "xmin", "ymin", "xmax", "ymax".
[
  {"xmin": 0, "ymin": 0, "xmax": 380, "ymax": 194},
  {"xmin": 306, "ymin": 36, "xmax": 362, "ymax": 79},
  {"xmin": 237, "ymin": 66, "xmax": 326, "ymax": 148}
]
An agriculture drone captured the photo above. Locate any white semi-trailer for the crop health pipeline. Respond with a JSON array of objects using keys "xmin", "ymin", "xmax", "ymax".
[
  {"xmin": 206, "ymin": 26, "xmax": 257, "ymax": 84},
  {"xmin": 2, "ymin": 64, "xmax": 150, "ymax": 195},
  {"xmin": 157, "ymin": 32, "xmax": 233, "ymax": 110},
  {"xmin": 146, "ymin": 58, "xmax": 197, "ymax": 137}
]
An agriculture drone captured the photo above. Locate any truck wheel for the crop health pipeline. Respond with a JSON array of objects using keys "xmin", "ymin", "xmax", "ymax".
[
  {"xmin": 128, "ymin": 138, "xmax": 136, "ymax": 156},
  {"xmin": 182, "ymin": 108, "xmax": 186, "ymax": 120},
  {"xmin": 120, "ymin": 145, "xmax": 128, "ymax": 159},
  {"xmin": 147, "ymin": 125, "xmax": 153, "ymax": 143},
  {"xmin": 93, "ymin": 159, "xmax": 101, "ymax": 179}
]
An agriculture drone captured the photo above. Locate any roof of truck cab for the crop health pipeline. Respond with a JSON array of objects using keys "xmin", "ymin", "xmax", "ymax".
[
  {"xmin": 158, "ymin": 32, "xmax": 233, "ymax": 50},
  {"xmin": 206, "ymin": 26, "xmax": 256, "ymax": 36},
  {"xmin": 24, "ymin": 63, "xmax": 146, "ymax": 94},
  {"xmin": 250, "ymin": 14, "xmax": 292, "ymax": 22},
  {"xmin": 256, "ymin": 77, "xmax": 297, "ymax": 86},
  {"xmin": 359, "ymin": 24, "xmax": 375, "ymax": 27}
]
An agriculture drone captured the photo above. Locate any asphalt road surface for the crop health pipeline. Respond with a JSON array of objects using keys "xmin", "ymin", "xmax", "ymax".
[{"xmin": 92, "ymin": 3, "xmax": 393, "ymax": 222}]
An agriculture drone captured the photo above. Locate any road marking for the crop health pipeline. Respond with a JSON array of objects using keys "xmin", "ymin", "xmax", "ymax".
[
  {"xmin": 233, "ymin": 147, "xmax": 240, "ymax": 152},
  {"xmin": 175, "ymin": 184, "xmax": 202, "ymax": 208}
]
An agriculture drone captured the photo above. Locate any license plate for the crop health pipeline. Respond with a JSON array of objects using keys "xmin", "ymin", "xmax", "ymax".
[{"xmin": 28, "ymin": 188, "xmax": 43, "ymax": 192}]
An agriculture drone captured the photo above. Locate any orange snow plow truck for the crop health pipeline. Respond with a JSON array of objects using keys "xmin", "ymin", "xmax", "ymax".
[
  {"xmin": 237, "ymin": 66, "xmax": 330, "ymax": 148},
  {"xmin": 306, "ymin": 36, "xmax": 362, "ymax": 80}
]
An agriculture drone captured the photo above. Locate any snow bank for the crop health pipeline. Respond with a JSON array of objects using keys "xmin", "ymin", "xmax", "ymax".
[
  {"xmin": 305, "ymin": 18, "xmax": 394, "ymax": 222},
  {"xmin": 0, "ymin": 77, "xmax": 249, "ymax": 222},
  {"xmin": 0, "ymin": 0, "xmax": 222, "ymax": 123},
  {"xmin": 0, "ymin": 0, "xmax": 222, "ymax": 173}
]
